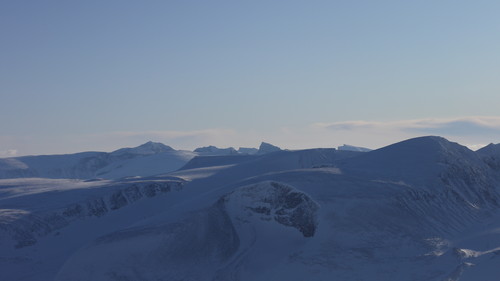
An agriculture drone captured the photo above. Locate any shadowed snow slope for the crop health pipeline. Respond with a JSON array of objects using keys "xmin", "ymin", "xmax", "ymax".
[
  {"xmin": 339, "ymin": 136, "xmax": 498, "ymax": 207},
  {"xmin": 54, "ymin": 181, "xmax": 319, "ymax": 281},
  {"xmin": 1, "ymin": 136, "xmax": 500, "ymax": 281},
  {"xmin": 477, "ymin": 143, "xmax": 500, "ymax": 173}
]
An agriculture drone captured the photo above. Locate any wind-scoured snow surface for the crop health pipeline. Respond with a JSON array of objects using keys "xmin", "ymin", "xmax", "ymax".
[{"xmin": 1, "ymin": 136, "xmax": 500, "ymax": 281}]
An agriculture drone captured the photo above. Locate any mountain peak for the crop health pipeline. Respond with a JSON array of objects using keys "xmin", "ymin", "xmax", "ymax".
[
  {"xmin": 338, "ymin": 144, "xmax": 372, "ymax": 152},
  {"xmin": 476, "ymin": 143, "xmax": 500, "ymax": 170},
  {"xmin": 111, "ymin": 141, "xmax": 174, "ymax": 156},
  {"xmin": 194, "ymin": 146, "xmax": 238, "ymax": 155},
  {"xmin": 138, "ymin": 141, "xmax": 173, "ymax": 151},
  {"xmin": 477, "ymin": 143, "xmax": 500, "ymax": 155},
  {"xmin": 340, "ymin": 136, "xmax": 486, "ymax": 186},
  {"xmin": 257, "ymin": 142, "xmax": 281, "ymax": 154},
  {"xmin": 238, "ymin": 147, "xmax": 258, "ymax": 155},
  {"xmin": 365, "ymin": 136, "xmax": 472, "ymax": 162}
]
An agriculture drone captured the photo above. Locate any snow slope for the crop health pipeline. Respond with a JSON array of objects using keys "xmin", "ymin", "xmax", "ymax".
[
  {"xmin": 54, "ymin": 181, "xmax": 319, "ymax": 281},
  {"xmin": 194, "ymin": 145, "xmax": 239, "ymax": 156},
  {"xmin": 1, "ymin": 136, "xmax": 500, "ymax": 281},
  {"xmin": 0, "ymin": 142, "xmax": 196, "ymax": 180},
  {"xmin": 238, "ymin": 147, "xmax": 259, "ymax": 155},
  {"xmin": 338, "ymin": 144, "xmax": 372, "ymax": 152},
  {"xmin": 0, "ymin": 142, "xmax": 277, "ymax": 180},
  {"xmin": 477, "ymin": 143, "xmax": 500, "ymax": 172}
]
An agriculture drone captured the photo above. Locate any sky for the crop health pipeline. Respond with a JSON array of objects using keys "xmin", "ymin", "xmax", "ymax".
[{"xmin": 1, "ymin": 0, "xmax": 500, "ymax": 156}]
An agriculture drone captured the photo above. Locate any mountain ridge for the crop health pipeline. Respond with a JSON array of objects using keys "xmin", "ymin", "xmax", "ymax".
[
  {"xmin": 0, "ymin": 141, "xmax": 283, "ymax": 180},
  {"xmin": 2, "ymin": 136, "xmax": 500, "ymax": 281}
]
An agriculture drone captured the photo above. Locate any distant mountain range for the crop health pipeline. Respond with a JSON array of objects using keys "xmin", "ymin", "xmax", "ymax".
[
  {"xmin": 0, "ymin": 141, "xmax": 286, "ymax": 180},
  {"xmin": 0, "ymin": 142, "xmax": 375, "ymax": 180},
  {"xmin": 2, "ymin": 136, "xmax": 500, "ymax": 281}
]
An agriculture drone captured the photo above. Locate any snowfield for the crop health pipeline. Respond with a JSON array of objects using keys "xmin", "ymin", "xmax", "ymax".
[{"xmin": 1, "ymin": 136, "xmax": 500, "ymax": 281}]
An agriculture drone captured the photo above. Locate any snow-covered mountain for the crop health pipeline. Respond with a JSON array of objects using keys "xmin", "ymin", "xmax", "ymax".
[
  {"xmin": 337, "ymin": 144, "xmax": 372, "ymax": 152},
  {"xmin": 257, "ymin": 142, "xmax": 281, "ymax": 154},
  {"xmin": 1, "ymin": 136, "xmax": 500, "ymax": 281},
  {"xmin": 194, "ymin": 145, "xmax": 239, "ymax": 156},
  {"xmin": 111, "ymin": 141, "xmax": 174, "ymax": 156},
  {"xmin": 476, "ymin": 143, "xmax": 500, "ymax": 172},
  {"xmin": 0, "ymin": 142, "xmax": 276, "ymax": 180},
  {"xmin": 0, "ymin": 141, "xmax": 195, "ymax": 180}
]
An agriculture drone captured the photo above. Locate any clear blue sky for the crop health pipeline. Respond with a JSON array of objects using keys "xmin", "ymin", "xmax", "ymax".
[{"xmin": 2, "ymin": 1, "xmax": 500, "ymax": 155}]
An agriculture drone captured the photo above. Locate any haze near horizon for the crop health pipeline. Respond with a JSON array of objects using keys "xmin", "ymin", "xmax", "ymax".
[{"xmin": 2, "ymin": 0, "xmax": 500, "ymax": 156}]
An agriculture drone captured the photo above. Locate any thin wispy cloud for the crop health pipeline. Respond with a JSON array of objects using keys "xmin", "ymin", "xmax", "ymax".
[
  {"xmin": 317, "ymin": 116, "xmax": 500, "ymax": 133},
  {"xmin": 315, "ymin": 116, "xmax": 500, "ymax": 149}
]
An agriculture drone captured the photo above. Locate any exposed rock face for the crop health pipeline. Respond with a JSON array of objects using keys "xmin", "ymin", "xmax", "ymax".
[
  {"xmin": 54, "ymin": 193, "xmax": 240, "ymax": 281},
  {"xmin": 53, "ymin": 181, "xmax": 317, "ymax": 281},
  {"xmin": 0, "ymin": 181, "xmax": 184, "ymax": 249},
  {"xmin": 222, "ymin": 181, "xmax": 319, "ymax": 237},
  {"xmin": 257, "ymin": 142, "xmax": 281, "ymax": 155},
  {"xmin": 6, "ymin": 136, "xmax": 500, "ymax": 281}
]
